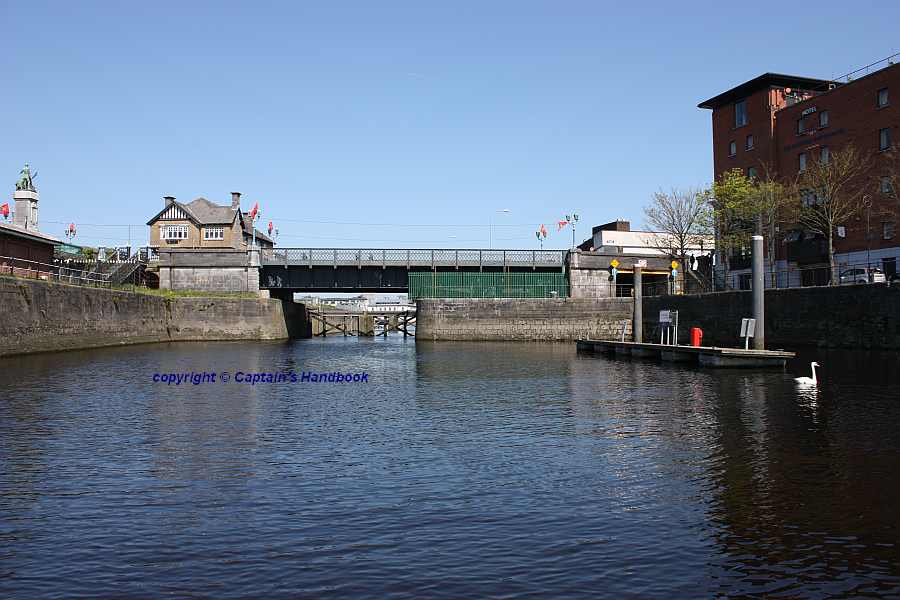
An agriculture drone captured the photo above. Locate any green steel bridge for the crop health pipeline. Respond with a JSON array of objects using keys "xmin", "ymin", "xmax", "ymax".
[{"xmin": 259, "ymin": 248, "xmax": 569, "ymax": 296}]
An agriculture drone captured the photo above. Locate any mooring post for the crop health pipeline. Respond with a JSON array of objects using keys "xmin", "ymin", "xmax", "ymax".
[
  {"xmin": 751, "ymin": 234, "xmax": 765, "ymax": 350},
  {"xmin": 633, "ymin": 266, "xmax": 643, "ymax": 343}
]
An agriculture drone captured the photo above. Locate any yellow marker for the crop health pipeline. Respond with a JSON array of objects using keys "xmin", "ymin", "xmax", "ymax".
[
  {"xmin": 671, "ymin": 260, "xmax": 679, "ymax": 269},
  {"xmin": 610, "ymin": 259, "xmax": 619, "ymax": 268}
]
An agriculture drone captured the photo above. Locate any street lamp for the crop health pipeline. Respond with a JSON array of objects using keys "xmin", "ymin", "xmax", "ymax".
[{"xmin": 489, "ymin": 209, "xmax": 510, "ymax": 249}]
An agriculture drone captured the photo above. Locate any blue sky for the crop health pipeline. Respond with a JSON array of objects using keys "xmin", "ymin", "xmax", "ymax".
[{"xmin": 2, "ymin": 1, "xmax": 898, "ymax": 249}]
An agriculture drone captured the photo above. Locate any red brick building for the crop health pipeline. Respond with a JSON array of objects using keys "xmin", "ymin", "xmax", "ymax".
[{"xmin": 699, "ymin": 60, "xmax": 899, "ymax": 285}]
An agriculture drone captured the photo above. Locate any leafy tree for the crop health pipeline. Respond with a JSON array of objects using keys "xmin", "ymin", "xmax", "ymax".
[
  {"xmin": 793, "ymin": 144, "xmax": 872, "ymax": 284},
  {"xmin": 710, "ymin": 168, "xmax": 755, "ymax": 276}
]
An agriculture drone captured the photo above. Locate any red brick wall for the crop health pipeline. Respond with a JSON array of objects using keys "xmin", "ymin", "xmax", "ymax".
[{"xmin": 774, "ymin": 63, "xmax": 900, "ymax": 256}]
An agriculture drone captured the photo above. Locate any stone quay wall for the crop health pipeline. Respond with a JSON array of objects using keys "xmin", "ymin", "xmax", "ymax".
[
  {"xmin": 642, "ymin": 284, "xmax": 900, "ymax": 349},
  {"xmin": 0, "ymin": 277, "xmax": 293, "ymax": 357},
  {"xmin": 157, "ymin": 249, "xmax": 259, "ymax": 293},
  {"xmin": 416, "ymin": 298, "xmax": 633, "ymax": 341}
]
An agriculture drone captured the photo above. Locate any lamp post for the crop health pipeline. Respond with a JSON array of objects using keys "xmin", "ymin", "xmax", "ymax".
[
  {"xmin": 863, "ymin": 194, "xmax": 872, "ymax": 271},
  {"xmin": 489, "ymin": 209, "xmax": 510, "ymax": 249},
  {"xmin": 566, "ymin": 213, "xmax": 580, "ymax": 248}
]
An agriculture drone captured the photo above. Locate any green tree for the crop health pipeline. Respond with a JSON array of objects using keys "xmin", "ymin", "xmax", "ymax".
[
  {"xmin": 710, "ymin": 168, "xmax": 755, "ymax": 277},
  {"xmin": 793, "ymin": 144, "xmax": 872, "ymax": 285}
]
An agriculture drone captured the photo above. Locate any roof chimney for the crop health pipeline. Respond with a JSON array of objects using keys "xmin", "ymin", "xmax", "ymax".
[
  {"xmin": 231, "ymin": 192, "xmax": 241, "ymax": 209},
  {"xmin": 164, "ymin": 195, "xmax": 176, "ymax": 206}
]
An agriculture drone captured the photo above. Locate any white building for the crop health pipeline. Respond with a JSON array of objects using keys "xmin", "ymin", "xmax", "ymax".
[{"xmin": 583, "ymin": 220, "xmax": 713, "ymax": 259}]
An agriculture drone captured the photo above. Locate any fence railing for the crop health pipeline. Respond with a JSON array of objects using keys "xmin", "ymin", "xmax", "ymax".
[
  {"xmin": 261, "ymin": 248, "xmax": 567, "ymax": 270},
  {"xmin": 717, "ymin": 261, "xmax": 897, "ymax": 291},
  {"xmin": 407, "ymin": 272, "xmax": 673, "ymax": 299},
  {"xmin": 0, "ymin": 255, "xmax": 112, "ymax": 287}
]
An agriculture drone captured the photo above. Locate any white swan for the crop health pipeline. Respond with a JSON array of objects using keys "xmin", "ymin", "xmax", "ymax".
[{"xmin": 795, "ymin": 362, "xmax": 820, "ymax": 385}]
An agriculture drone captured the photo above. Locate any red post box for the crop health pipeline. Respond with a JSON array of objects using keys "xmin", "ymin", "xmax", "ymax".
[{"xmin": 690, "ymin": 327, "xmax": 703, "ymax": 347}]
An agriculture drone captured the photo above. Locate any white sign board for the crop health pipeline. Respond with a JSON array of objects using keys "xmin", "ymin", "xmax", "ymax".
[
  {"xmin": 636, "ymin": 259, "xmax": 648, "ymax": 268},
  {"xmin": 660, "ymin": 310, "xmax": 672, "ymax": 323},
  {"xmin": 740, "ymin": 318, "xmax": 756, "ymax": 338}
]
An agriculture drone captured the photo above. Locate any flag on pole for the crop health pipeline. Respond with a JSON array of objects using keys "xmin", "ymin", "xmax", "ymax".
[
  {"xmin": 0, "ymin": 203, "xmax": 8, "ymax": 219},
  {"xmin": 267, "ymin": 221, "xmax": 273, "ymax": 235},
  {"xmin": 249, "ymin": 202, "xmax": 259, "ymax": 221},
  {"xmin": 539, "ymin": 223, "xmax": 548, "ymax": 237},
  {"xmin": 557, "ymin": 219, "xmax": 569, "ymax": 231}
]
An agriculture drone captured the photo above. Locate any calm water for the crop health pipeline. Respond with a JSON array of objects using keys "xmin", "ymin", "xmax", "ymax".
[{"xmin": 1, "ymin": 339, "xmax": 899, "ymax": 599}]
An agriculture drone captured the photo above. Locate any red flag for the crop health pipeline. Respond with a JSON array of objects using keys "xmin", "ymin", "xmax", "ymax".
[
  {"xmin": 557, "ymin": 219, "xmax": 569, "ymax": 231},
  {"xmin": 267, "ymin": 221, "xmax": 273, "ymax": 235},
  {"xmin": 248, "ymin": 202, "xmax": 259, "ymax": 221},
  {"xmin": 539, "ymin": 223, "xmax": 548, "ymax": 237},
  {"xmin": 0, "ymin": 203, "xmax": 8, "ymax": 218},
  {"xmin": 69, "ymin": 223, "xmax": 76, "ymax": 234}
]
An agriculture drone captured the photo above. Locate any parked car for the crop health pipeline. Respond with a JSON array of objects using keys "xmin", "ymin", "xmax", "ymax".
[
  {"xmin": 889, "ymin": 272, "xmax": 900, "ymax": 286},
  {"xmin": 838, "ymin": 267, "xmax": 886, "ymax": 284}
]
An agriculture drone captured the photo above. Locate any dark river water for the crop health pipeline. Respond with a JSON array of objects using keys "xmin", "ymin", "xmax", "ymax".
[{"xmin": 1, "ymin": 339, "xmax": 899, "ymax": 599}]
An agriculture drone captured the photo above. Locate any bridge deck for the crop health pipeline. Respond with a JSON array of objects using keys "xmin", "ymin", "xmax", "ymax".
[{"xmin": 261, "ymin": 248, "xmax": 566, "ymax": 270}]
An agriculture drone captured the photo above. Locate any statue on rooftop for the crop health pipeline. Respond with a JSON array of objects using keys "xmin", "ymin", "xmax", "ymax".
[{"xmin": 15, "ymin": 163, "xmax": 36, "ymax": 192}]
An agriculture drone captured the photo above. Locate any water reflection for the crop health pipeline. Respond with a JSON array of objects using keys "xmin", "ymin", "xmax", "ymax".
[{"xmin": 0, "ymin": 340, "xmax": 898, "ymax": 598}]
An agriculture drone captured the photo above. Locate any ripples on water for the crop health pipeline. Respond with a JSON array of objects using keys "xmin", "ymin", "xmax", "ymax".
[{"xmin": 1, "ymin": 340, "xmax": 899, "ymax": 598}]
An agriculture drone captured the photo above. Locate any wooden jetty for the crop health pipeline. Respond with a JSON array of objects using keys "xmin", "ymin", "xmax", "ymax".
[{"xmin": 576, "ymin": 340, "xmax": 794, "ymax": 368}]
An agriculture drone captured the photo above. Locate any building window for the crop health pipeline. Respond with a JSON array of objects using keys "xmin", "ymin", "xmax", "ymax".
[
  {"xmin": 877, "ymin": 88, "xmax": 889, "ymax": 108},
  {"xmin": 884, "ymin": 222, "xmax": 896, "ymax": 240},
  {"xmin": 748, "ymin": 167, "xmax": 757, "ymax": 179},
  {"xmin": 880, "ymin": 127, "xmax": 892, "ymax": 151},
  {"xmin": 798, "ymin": 118, "xmax": 806, "ymax": 134},
  {"xmin": 746, "ymin": 134, "xmax": 754, "ymax": 150},
  {"xmin": 735, "ymin": 100, "xmax": 747, "ymax": 127},
  {"xmin": 161, "ymin": 225, "xmax": 189, "ymax": 240},
  {"xmin": 799, "ymin": 152, "xmax": 807, "ymax": 172},
  {"xmin": 204, "ymin": 227, "xmax": 225, "ymax": 240},
  {"xmin": 819, "ymin": 110, "xmax": 829, "ymax": 127},
  {"xmin": 729, "ymin": 141, "xmax": 736, "ymax": 156},
  {"xmin": 820, "ymin": 146, "xmax": 830, "ymax": 164},
  {"xmin": 882, "ymin": 176, "xmax": 895, "ymax": 195}
]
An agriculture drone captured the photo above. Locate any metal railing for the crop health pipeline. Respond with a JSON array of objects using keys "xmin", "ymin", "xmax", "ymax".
[
  {"xmin": 261, "ymin": 248, "xmax": 567, "ymax": 270},
  {"xmin": 0, "ymin": 255, "xmax": 112, "ymax": 287},
  {"xmin": 716, "ymin": 260, "xmax": 898, "ymax": 291}
]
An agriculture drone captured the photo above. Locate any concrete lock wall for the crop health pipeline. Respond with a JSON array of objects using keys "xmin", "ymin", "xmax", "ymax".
[
  {"xmin": 643, "ymin": 285, "xmax": 900, "ymax": 349},
  {"xmin": 416, "ymin": 298, "xmax": 633, "ymax": 341},
  {"xmin": 0, "ymin": 278, "xmax": 297, "ymax": 357}
]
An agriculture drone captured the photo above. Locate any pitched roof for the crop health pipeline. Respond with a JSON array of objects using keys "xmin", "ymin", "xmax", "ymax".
[
  {"xmin": 0, "ymin": 221, "xmax": 63, "ymax": 245},
  {"xmin": 182, "ymin": 197, "xmax": 238, "ymax": 224}
]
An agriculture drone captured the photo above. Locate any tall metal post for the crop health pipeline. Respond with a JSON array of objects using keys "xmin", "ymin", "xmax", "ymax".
[
  {"xmin": 633, "ymin": 266, "xmax": 643, "ymax": 343},
  {"xmin": 751, "ymin": 235, "xmax": 765, "ymax": 350}
]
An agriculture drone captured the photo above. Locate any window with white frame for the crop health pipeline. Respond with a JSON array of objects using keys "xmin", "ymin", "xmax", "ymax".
[
  {"xmin": 204, "ymin": 227, "xmax": 225, "ymax": 240},
  {"xmin": 729, "ymin": 140, "xmax": 736, "ymax": 156},
  {"xmin": 161, "ymin": 224, "xmax": 189, "ymax": 240},
  {"xmin": 746, "ymin": 134, "xmax": 754, "ymax": 150},
  {"xmin": 882, "ymin": 176, "xmax": 894, "ymax": 195},
  {"xmin": 877, "ymin": 88, "xmax": 889, "ymax": 108},
  {"xmin": 884, "ymin": 221, "xmax": 895, "ymax": 240},
  {"xmin": 820, "ymin": 146, "xmax": 830, "ymax": 164},
  {"xmin": 819, "ymin": 110, "xmax": 829, "ymax": 127},
  {"xmin": 799, "ymin": 152, "xmax": 808, "ymax": 172}
]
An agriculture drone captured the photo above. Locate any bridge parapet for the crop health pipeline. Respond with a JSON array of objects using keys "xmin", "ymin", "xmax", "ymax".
[{"xmin": 262, "ymin": 248, "xmax": 566, "ymax": 270}]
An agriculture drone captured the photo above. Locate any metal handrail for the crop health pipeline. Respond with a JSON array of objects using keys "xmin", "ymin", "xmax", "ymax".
[
  {"xmin": 0, "ymin": 255, "xmax": 112, "ymax": 286},
  {"xmin": 262, "ymin": 248, "xmax": 567, "ymax": 269}
]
